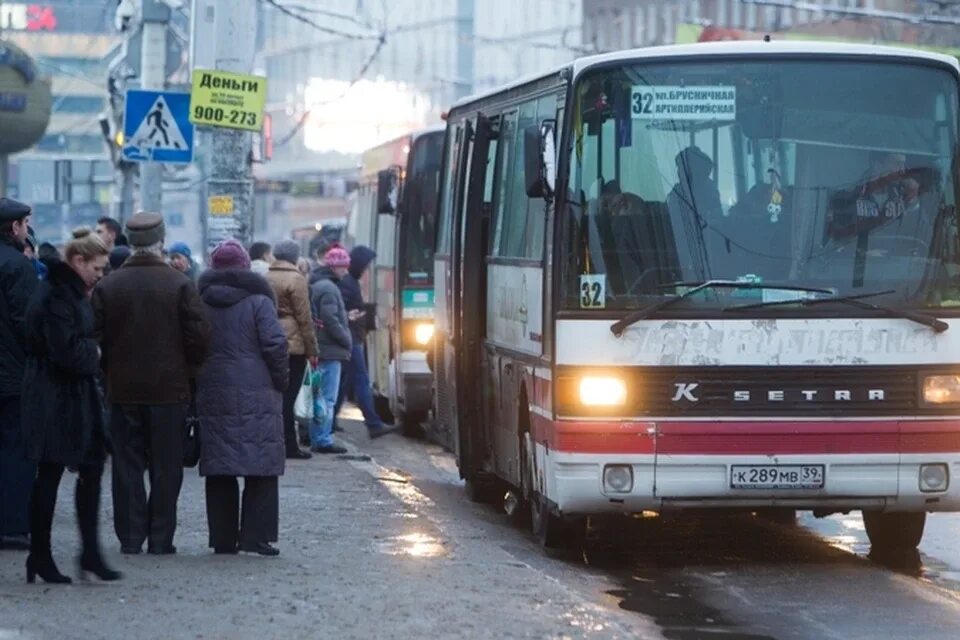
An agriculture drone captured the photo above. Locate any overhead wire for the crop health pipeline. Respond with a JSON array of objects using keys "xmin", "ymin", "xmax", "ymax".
[{"xmin": 259, "ymin": 0, "xmax": 380, "ymax": 40}]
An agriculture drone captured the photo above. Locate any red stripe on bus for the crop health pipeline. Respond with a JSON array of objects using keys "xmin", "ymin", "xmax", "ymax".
[
  {"xmin": 529, "ymin": 417, "xmax": 960, "ymax": 455},
  {"xmin": 530, "ymin": 413, "xmax": 655, "ymax": 454}
]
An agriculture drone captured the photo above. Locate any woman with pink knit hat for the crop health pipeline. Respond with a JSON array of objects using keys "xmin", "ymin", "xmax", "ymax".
[
  {"xmin": 305, "ymin": 243, "xmax": 353, "ymax": 453},
  {"xmin": 195, "ymin": 239, "xmax": 289, "ymax": 555}
]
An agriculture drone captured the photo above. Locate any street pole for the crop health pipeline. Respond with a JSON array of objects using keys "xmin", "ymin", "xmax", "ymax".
[
  {"xmin": 195, "ymin": 0, "xmax": 257, "ymax": 254},
  {"xmin": 117, "ymin": 164, "xmax": 135, "ymax": 223},
  {"xmin": 139, "ymin": 0, "xmax": 169, "ymax": 214}
]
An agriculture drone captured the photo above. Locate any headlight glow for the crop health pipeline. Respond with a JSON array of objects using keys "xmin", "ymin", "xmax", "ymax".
[
  {"xmin": 923, "ymin": 375, "xmax": 960, "ymax": 404},
  {"xmin": 578, "ymin": 376, "xmax": 627, "ymax": 407},
  {"xmin": 414, "ymin": 323, "xmax": 434, "ymax": 346}
]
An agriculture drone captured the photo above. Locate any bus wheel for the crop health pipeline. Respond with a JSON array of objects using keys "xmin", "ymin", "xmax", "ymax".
[
  {"xmin": 399, "ymin": 410, "xmax": 427, "ymax": 438},
  {"xmin": 755, "ymin": 508, "xmax": 797, "ymax": 526},
  {"xmin": 464, "ymin": 474, "xmax": 502, "ymax": 505},
  {"xmin": 523, "ymin": 433, "xmax": 584, "ymax": 551},
  {"xmin": 373, "ymin": 395, "xmax": 395, "ymax": 424},
  {"xmin": 862, "ymin": 511, "xmax": 926, "ymax": 551},
  {"xmin": 530, "ymin": 493, "xmax": 585, "ymax": 552}
]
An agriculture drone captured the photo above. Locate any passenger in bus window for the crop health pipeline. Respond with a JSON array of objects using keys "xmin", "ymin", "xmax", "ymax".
[{"xmin": 666, "ymin": 146, "xmax": 723, "ymax": 223}]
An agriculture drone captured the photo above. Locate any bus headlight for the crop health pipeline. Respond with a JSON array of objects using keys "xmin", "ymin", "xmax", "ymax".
[
  {"xmin": 414, "ymin": 322, "xmax": 434, "ymax": 346},
  {"xmin": 923, "ymin": 375, "xmax": 960, "ymax": 404},
  {"xmin": 919, "ymin": 463, "xmax": 949, "ymax": 492},
  {"xmin": 579, "ymin": 376, "xmax": 627, "ymax": 407}
]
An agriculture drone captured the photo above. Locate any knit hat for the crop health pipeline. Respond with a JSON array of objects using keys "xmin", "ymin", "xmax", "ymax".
[
  {"xmin": 272, "ymin": 240, "xmax": 300, "ymax": 265},
  {"xmin": 125, "ymin": 212, "xmax": 166, "ymax": 247},
  {"xmin": 109, "ymin": 245, "xmax": 131, "ymax": 270},
  {"xmin": 324, "ymin": 243, "xmax": 350, "ymax": 268},
  {"xmin": 210, "ymin": 239, "xmax": 251, "ymax": 270},
  {"xmin": 168, "ymin": 241, "xmax": 192, "ymax": 260}
]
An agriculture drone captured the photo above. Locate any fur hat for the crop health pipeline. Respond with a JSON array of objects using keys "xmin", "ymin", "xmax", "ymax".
[
  {"xmin": 323, "ymin": 243, "xmax": 350, "ymax": 268},
  {"xmin": 210, "ymin": 239, "xmax": 251, "ymax": 270},
  {"xmin": 272, "ymin": 240, "xmax": 300, "ymax": 265},
  {"xmin": 125, "ymin": 212, "xmax": 166, "ymax": 247}
]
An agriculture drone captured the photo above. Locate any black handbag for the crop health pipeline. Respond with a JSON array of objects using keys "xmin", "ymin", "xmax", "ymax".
[{"xmin": 183, "ymin": 405, "xmax": 201, "ymax": 468}]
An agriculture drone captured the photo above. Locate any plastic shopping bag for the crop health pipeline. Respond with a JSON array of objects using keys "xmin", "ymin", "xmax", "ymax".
[
  {"xmin": 294, "ymin": 365, "xmax": 314, "ymax": 424},
  {"xmin": 310, "ymin": 365, "xmax": 328, "ymax": 425}
]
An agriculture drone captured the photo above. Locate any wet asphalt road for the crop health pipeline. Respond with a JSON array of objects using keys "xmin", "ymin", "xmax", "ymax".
[
  {"xmin": 352, "ymin": 413, "xmax": 960, "ymax": 640},
  {"xmin": 3, "ymin": 408, "xmax": 960, "ymax": 639}
]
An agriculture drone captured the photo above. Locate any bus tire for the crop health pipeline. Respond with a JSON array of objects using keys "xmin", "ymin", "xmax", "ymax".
[
  {"xmin": 374, "ymin": 395, "xmax": 395, "ymax": 424},
  {"xmin": 523, "ymin": 431, "xmax": 584, "ymax": 552},
  {"xmin": 531, "ymin": 493, "xmax": 585, "ymax": 553},
  {"xmin": 464, "ymin": 474, "xmax": 502, "ymax": 505},
  {"xmin": 399, "ymin": 410, "xmax": 427, "ymax": 438},
  {"xmin": 862, "ymin": 511, "xmax": 926, "ymax": 551}
]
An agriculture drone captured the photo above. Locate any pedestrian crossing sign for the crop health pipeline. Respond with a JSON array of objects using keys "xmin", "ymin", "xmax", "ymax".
[{"xmin": 122, "ymin": 89, "xmax": 194, "ymax": 164}]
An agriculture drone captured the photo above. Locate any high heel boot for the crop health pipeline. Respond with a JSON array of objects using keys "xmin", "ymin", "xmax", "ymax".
[
  {"xmin": 77, "ymin": 552, "xmax": 122, "ymax": 582},
  {"xmin": 76, "ymin": 465, "xmax": 122, "ymax": 582},
  {"xmin": 26, "ymin": 554, "xmax": 72, "ymax": 584}
]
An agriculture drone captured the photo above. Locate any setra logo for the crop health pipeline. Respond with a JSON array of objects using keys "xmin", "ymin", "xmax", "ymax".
[
  {"xmin": 672, "ymin": 383, "xmax": 700, "ymax": 402},
  {"xmin": 669, "ymin": 382, "xmax": 887, "ymax": 403}
]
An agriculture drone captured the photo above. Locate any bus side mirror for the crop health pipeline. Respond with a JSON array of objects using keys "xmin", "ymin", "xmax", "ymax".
[
  {"xmin": 524, "ymin": 120, "xmax": 556, "ymax": 201},
  {"xmin": 377, "ymin": 168, "xmax": 399, "ymax": 214}
]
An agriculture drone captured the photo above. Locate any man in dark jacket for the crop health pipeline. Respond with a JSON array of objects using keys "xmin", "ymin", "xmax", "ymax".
[
  {"xmin": 91, "ymin": 212, "xmax": 211, "ymax": 555},
  {"xmin": 333, "ymin": 245, "xmax": 397, "ymax": 439},
  {"xmin": 308, "ymin": 244, "xmax": 352, "ymax": 453},
  {"xmin": 0, "ymin": 198, "xmax": 39, "ymax": 550}
]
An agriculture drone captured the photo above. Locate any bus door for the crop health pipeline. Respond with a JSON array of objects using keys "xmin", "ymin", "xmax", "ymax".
[
  {"xmin": 434, "ymin": 119, "xmax": 474, "ymax": 463},
  {"xmin": 454, "ymin": 114, "xmax": 495, "ymax": 479}
]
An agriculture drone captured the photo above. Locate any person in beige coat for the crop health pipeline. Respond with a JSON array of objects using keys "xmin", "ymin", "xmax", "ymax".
[{"xmin": 265, "ymin": 241, "xmax": 318, "ymax": 460}]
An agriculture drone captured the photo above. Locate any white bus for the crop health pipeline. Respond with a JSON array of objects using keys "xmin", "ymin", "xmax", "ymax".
[
  {"xmin": 347, "ymin": 126, "xmax": 445, "ymax": 431},
  {"xmin": 432, "ymin": 41, "xmax": 960, "ymax": 552}
]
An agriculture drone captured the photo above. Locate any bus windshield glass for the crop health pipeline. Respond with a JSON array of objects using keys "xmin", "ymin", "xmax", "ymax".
[
  {"xmin": 401, "ymin": 131, "xmax": 444, "ymax": 287},
  {"xmin": 562, "ymin": 58, "xmax": 960, "ymax": 312}
]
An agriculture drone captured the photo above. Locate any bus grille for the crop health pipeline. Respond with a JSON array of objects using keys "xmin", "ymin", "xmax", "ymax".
[{"xmin": 637, "ymin": 366, "xmax": 918, "ymax": 416}]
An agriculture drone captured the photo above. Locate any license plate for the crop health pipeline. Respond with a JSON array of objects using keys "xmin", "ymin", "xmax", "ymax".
[{"xmin": 730, "ymin": 465, "xmax": 825, "ymax": 489}]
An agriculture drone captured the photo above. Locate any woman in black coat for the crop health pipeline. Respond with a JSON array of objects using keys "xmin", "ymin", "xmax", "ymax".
[{"xmin": 21, "ymin": 228, "xmax": 121, "ymax": 584}]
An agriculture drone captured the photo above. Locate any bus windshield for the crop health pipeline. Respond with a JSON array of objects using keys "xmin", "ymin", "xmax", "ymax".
[
  {"xmin": 401, "ymin": 131, "xmax": 444, "ymax": 287},
  {"xmin": 562, "ymin": 58, "xmax": 960, "ymax": 312}
]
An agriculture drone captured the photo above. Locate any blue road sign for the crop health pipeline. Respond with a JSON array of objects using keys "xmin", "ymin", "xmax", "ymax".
[{"xmin": 122, "ymin": 89, "xmax": 194, "ymax": 163}]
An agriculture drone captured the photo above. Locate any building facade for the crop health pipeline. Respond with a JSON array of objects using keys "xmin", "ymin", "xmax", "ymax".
[
  {"xmin": 583, "ymin": 1, "xmax": 960, "ymax": 52},
  {"xmin": 255, "ymin": 0, "xmax": 582, "ymax": 242},
  {"xmin": 1, "ymin": 0, "xmax": 118, "ymax": 244}
]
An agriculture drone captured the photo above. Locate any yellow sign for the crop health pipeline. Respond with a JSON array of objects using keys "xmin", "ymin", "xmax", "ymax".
[
  {"xmin": 208, "ymin": 195, "xmax": 234, "ymax": 216},
  {"xmin": 190, "ymin": 69, "xmax": 267, "ymax": 131}
]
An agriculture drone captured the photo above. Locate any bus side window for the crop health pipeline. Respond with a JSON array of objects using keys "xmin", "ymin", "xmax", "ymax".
[
  {"xmin": 522, "ymin": 93, "xmax": 559, "ymax": 261},
  {"xmin": 495, "ymin": 100, "xmax": 539, "ymax": 258},
  {"xmin": 491, "ymin": 110, "xmax": 519, "ymax": 257},
  {"xmin": 436, "ymin": 123, "xmax": 461, "ymax": 255}
]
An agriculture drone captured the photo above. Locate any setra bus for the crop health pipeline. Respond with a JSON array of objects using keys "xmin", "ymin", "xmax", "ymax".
[
  {"xmin": 348, "ymin": 125, "xmax": 445, "ymax": 431},
  {"xmin": 432, "ymin": 40, "xmax": 960, "ymax": 552}
]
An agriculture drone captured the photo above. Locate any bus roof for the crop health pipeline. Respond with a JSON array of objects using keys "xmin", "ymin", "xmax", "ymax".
[
  {"xmin": 359, "ymin": 124, "xmax": 445, "ymax": 175},
  {"xmin": 449, "ymin": 40, "xmax": 959, "ymax": 112}
]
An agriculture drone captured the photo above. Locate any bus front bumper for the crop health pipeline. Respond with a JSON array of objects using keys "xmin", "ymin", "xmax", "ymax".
[{"xmin": 534, "ymin": 419, "xmax": 960, "ymax": 516}]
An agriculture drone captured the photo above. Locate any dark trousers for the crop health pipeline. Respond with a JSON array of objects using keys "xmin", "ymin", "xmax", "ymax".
[
  {"xmin": 205, "ymin": 476, "xmax": 278, "ymax": 549},
  {"xmin": 110, "ymin": 404, "xmax": 186, "ymax": 551},
  {"xmin": 30, "ymin": 461, "xmax": 105, "ymax": 560},
  {"xmin": 0, "ymin": 396, "xmax": 35, "ymax": 537},
  {"xmin": 282, "ymin": 355, "xmax": 307, "ymax": 454},
  {"xmin": 334, "ymin": 343, "xmax": 384, "ymax": 429}
]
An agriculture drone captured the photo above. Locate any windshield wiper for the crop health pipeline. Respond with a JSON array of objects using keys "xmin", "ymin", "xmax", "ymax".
[
  {"xmin": 609, "ymin": 280, "xmax": 833, "ymax": 338},
  {"xmin": 722, "ymin": 289, "xmax": 949, "ymax": 333}
]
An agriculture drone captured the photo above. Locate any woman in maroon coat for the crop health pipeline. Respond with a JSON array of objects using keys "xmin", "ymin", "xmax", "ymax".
[{"xmin": 196, "ymin": 240, "xmax": 289, "ymax": 556}]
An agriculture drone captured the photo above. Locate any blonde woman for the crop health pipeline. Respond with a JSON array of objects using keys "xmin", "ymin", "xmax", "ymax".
[{"xmin": 22, "ymin": 228, "xmax": 121, "ymax": 583}]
